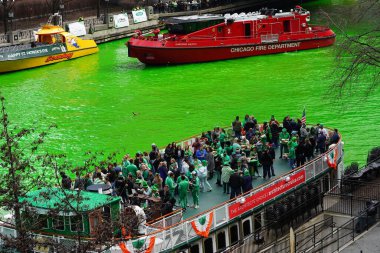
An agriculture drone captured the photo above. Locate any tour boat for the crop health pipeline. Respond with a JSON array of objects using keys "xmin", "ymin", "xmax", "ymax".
[
  {"xmin": 0, "ymin": 25, "xmax": 98, "ymax": 73},
  {"xmin": 127, "ymin": 6, "xmax": 336, "ymax": 64},
  {"xmin": 0, "ymin": 123, "xmax": 345, "ymax": 253}
]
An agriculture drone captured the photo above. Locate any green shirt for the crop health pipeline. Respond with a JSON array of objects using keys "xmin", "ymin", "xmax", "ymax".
[
  {"xmin": 165, "ymin": 176, "xmax": 175, "ymax": 191},
  {"xmin": 178, "ymin": 180, "xmax": 189, "ymax": 194},
  {"xmin": 126, "ymin": 164, "xmax": 138, "ymax": 178}
]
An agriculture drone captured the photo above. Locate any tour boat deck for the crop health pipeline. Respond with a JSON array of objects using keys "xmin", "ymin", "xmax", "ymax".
[{"xmin": 179, "ymin": 148, "xmax": 291, "ymax": 219}]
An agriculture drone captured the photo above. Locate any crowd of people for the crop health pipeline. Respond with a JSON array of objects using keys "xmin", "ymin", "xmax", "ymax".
[
  {"xmin": 152, "ymin": 0, "xmax": 233, "ymax": 13},
  {"xmin": 60, "ymin": 114, "xmax": 340, "ymax": 215}
]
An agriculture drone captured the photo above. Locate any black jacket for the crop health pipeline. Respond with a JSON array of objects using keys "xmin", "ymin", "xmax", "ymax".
[{"xmin": 229, "ymin": 173, "xmax": 243, "ymax": 188}]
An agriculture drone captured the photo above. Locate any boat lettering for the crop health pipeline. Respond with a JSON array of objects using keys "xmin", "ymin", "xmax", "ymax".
[
  {"xmin": 231, "ymin": 46, "xmax": 256, "ymax": 53},
  {"xmin": 26, "ymin": 48, "xmax": 49, "ymax": 55},
  {"xmin": 231, "ymin": 42, "xmax": 301, "ymax": 53},
  {"xmin": 45, "ymin": 53, "xmax": 74, "ymax": 62},
  {"xmin": 267, "ymin": 42, "xmax": 301, "ymax": 50}
]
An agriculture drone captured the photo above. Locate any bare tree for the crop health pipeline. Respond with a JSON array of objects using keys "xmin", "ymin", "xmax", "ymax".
[
  {"xmin": 0, "ymin": 95, "xmax": 57, "ymax": 253},
  {"xmin": 323, "ymin": 0, "xmax": 379, "ymax": 97}
]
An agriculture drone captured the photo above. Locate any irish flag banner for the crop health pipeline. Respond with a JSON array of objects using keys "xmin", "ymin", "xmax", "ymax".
[
  {"xmin": 326, "ymin": 147, "xmax": 338, "ymax": 169},
  {"xmin": 119, "ymin": 236, "xmax": 156, "ymax": 253},
  {"xmin": 191, "ymin": 212, "xmax": 214, "ymax": 238}
]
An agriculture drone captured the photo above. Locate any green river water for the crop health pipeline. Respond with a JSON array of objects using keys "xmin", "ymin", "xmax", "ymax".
[{"xmin": 0, "ymin": 0, "xmax": 378, "ymax": 167}]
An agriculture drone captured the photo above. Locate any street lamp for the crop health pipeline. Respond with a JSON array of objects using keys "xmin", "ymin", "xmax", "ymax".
[
  {"xmin": 8, "ymin": 10, "xmax": 13, "ymax": 32},
  {"xmin": 59, "ymin": 3, "xmax": 64, "ymax": 23},
  {"xmin": 1, "ymin": 0, "xmax": 15, "ymax": 34},
  {"xmin": 104, "ymin": 0, "xmax": 109, "ymax": 24}
]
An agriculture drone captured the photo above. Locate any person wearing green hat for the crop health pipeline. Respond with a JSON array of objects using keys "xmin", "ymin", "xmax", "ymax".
[
  {"xmin": 288, "ymin": 137, "xmax": 298, "ymax": 169},
  {"xmin": 219, "ymin": 129, "xmax": 227, "ymax": 148},
  {"xmin": 190, "ymin": 171, "xmax": 200, "ymax": 209},
  {"xmin": 221, "ymin": 162, "xmax": 234, "ymax": 194},
  {"xmin": 242, "ymin": 169, "xmax": 253, "ymax": 193},
  {"xmin": 142, "ymin": 181, "xmax": 151, "ymax": 196},
  {"xmin": 178, "ymin": 175, "xmax": 190, "ymax": 210},
  {"xmin": 279, "ymin": 128, "xmax": 290, "ymax": 158},
  {"xmin": 151, "ymin": 185, "xmax": 160, "ymax": 199},
  {"xmin": 198, "ymin": 160, "xmax": 212, "ymax": 192},
  {"xmin": 165, "ymin": 171, "xmax": 176, "ymax": 199}
]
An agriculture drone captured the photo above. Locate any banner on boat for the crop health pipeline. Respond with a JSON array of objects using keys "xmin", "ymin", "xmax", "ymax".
[
  {"xmin": 132, "ymin": 9, "xmax": 148, "ymax": 24},
  {"xmin": 228, "ymin": 169, "xmax": 306, "ymax": 219},
  {"xmin": 0, "ymin": 44, "xmax": 66, "ymax": 61},
  {"xmin": 68, "ymin": 21, "xmax": 87, "ymax": 37},
  {"xmin": 114, "ymin": 13, "xmax": 130, "ymax": 28}
]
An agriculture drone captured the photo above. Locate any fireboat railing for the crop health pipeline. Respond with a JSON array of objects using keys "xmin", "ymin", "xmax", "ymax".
[{"xmin": 123, "ymin": 128, "xmax": 343, "ymax": 251}]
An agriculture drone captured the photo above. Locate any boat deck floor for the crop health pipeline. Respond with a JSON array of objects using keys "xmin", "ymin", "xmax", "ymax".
[{"xmin": 177, "ymin": 147, "xmax": 291, "ymax": 219}]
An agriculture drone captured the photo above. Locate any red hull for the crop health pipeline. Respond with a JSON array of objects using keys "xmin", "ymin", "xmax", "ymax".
[{"xmin": 128, "ymin": 36, "xmax": 336, "ymax": 65}]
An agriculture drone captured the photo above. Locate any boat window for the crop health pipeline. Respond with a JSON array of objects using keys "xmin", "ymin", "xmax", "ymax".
[
  {"xmin": 35, "ymin": 215, "xmax": 48, "ymax": 229},
  {"xmin": 204, "ymin": 237, "xmax": 213, "ymax": 253},
  {"xmin": 230, "ymin": 225, "xmax": 239, "ymax": 245},
  {"xmin": 218, "ymin": 26, "xmax": 223, "ymax": 33},
  {"xmin": 254, "ymin": 213, "xmax": 262, "ymax": 230},
  {"xmin": 52, "ymin": 216, "xmax": 65, "ymax": 231},
  {"xmin": 217, "ymin": 231, "xmax": 226, "ymax": 250},
  {"xmin": 283, "ymin": 20, "xmax": 291, "ymax": 32},
  {"xmin": 70, "ymin": 215, "xmax": 84, "ymax": 232},
  {"xmin": 243, "ymin": 220, "xmax": 251, "ymax": 237},
  {"xmin": 103, "ymin": 205, "xmax": 111, "ymax": 222},
  {"xmin": 190, "ymin": 244, "xmax": 200, "ymax": 253},
  {"xmin": 245, "ymin": 23, "xmax": 251, "ymax": 37}
]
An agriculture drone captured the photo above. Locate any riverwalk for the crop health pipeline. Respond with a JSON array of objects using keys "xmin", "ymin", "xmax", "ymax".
[{"xmin": 0, "ymin": 0, "xmax": 263, "ymax": 48}]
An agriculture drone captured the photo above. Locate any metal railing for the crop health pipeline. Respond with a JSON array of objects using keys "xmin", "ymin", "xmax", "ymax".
[
  {"xmin": 324, "ymin": 178, "xmax": 380, "ymax": 216},
  {"xmin": 299, "ymin": 206, "xmax": 380, "ymax": 253}
]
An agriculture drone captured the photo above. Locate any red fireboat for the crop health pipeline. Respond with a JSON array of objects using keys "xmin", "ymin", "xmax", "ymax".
[{"xmin": 127, "ymin": 6, "xmax": 336, "ymax": 65}]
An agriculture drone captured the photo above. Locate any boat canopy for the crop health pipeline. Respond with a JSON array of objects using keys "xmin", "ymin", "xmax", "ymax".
[
  {"xmin": 36, "ymin": 25, "xmax": 65, "ymax": 35},
  {"xmin": 165, "ymin": 15, "xmax": 225, "ymax": 35}
]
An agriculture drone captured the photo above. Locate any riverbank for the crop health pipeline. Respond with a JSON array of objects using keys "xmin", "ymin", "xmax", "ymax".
[{"xmin": 0, "ymin": 0, "xmax": 269, "ymax": 47}]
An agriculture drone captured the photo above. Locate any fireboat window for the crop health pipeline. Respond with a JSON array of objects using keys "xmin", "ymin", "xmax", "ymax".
[
  {"xmin": 245, "ymin": 23, "xmax": 252, "ymax": 37},
  {"xmin": 283, "ymin": 20, "xmax": 291, "ymax": 32},
  {"xmin": 218, "ymin": 26, "xmax": 223, "ymax": 33}
]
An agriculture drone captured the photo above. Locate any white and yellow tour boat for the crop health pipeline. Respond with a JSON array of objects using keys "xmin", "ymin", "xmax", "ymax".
[{"xmin": 0, "ymin": 25, "xmax": 98, "ymax": 73}]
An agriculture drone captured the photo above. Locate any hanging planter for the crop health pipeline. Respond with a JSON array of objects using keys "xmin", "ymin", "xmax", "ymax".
[
  {"xmin": 191, "ymin": 212, "xmax": 214, "ymax": 238},
  {"xmin": 119, "ymin": 236, "xmax": 156, "ymax": 253}
]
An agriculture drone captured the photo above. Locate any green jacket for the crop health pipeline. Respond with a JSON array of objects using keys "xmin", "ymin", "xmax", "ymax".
[
  {"xmin": 165, "ymin": 176, "xmax": 176, "ymax": 191},
  {"xmin": 126, "ymin": 164, "xmax": 138, "ymax": 178},
  {"xmin": 178, "ymin": 180, "xmax": 189, "ymax": 195},
  {"xmin": 279, "ymin": 130, "xmax": 290, "ymax": 141},
  {"xmin": 191, "ymin": 177, "xmax": 200, "ymax": 192}
]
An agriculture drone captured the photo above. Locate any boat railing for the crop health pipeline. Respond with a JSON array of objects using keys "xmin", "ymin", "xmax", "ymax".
[
  {"xmin": 122, "ymin": 128, "xmax": 343, "ymax": 252},
  {"xmin": 145, "ymin": 209, "xmax": 183, "ymax": 234}
]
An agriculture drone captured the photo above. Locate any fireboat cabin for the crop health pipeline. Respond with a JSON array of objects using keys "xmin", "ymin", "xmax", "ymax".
[{"xmin": 20, "ymin": 188, "xmax": 121, "ymax": 237}]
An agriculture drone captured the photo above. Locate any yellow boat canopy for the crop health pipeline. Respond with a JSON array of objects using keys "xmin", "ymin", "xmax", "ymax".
[{"xmin": 36, "ymin": 25, "xmax": 65, "ymax": 35}]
